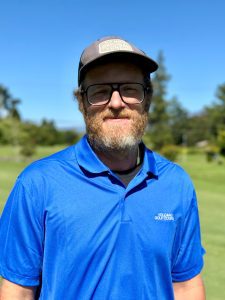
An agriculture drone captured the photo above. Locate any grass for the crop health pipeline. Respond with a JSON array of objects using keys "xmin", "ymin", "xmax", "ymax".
[
  {"xmin": 0, "ymin": 145, "xmax": 225, "ymax": 299},
  {"xmin": 178, "ymin": 153, "xmax": 225, "ymax": 300},
  {"xmin": 0, "ymin": 145, "xmax": 65, "ymax": 212}
]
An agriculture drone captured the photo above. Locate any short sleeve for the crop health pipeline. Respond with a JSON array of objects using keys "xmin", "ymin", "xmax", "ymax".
[
  {"xmin": 172, "ymin": 191, "xmax": 205, "ymax": 282},
  {"xmin": 0, "ymin": 178, "xmax": 44, "ymax": 286}
]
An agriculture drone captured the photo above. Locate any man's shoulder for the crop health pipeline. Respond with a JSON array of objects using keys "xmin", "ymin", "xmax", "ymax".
[
  {"xmin": 19, "ymin": 144, "xmax": 78, "ymax": 183},
  {"xmin": 151, "ymin": 150, "xmax": 180, "ymax": 170},
  {"xmin": 145, "ymin": 147, "xmax": 192, "ymax": 183}
]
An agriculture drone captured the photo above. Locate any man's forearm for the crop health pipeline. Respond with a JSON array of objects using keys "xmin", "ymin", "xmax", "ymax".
[
  {"xmin": 0, "ymin": 279, "xmax": 36, "ymax": 300},
  {"xmin": 173, "ymin": 274, "xmax": 206, "ymax": 300}
]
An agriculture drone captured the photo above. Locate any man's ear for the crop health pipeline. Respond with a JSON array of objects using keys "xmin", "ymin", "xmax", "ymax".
[{"xmin": 73, "ymin": 89, "xmax": 85, "ymax": 114}]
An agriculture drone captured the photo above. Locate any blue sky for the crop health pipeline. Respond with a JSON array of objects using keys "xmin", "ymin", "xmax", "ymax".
[{"xmin": 1, "ymin": 0, "xmax": 225, "ymax": 130}]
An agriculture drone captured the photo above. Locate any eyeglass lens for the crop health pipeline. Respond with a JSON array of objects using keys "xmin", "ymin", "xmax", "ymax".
[{"xmin": 86, "ymin": 83, "xmax": 145, "ymax": 105}]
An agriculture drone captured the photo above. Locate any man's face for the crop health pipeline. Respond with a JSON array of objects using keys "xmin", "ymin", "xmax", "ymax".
[{"xmin": 81, "ymin": 61, "xmax": 148, "ymax": 152}]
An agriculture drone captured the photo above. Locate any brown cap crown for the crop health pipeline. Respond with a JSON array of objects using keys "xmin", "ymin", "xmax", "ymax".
[{"xmin": 78, "ymin": 36, "xmax": 158, "ymax": 85}]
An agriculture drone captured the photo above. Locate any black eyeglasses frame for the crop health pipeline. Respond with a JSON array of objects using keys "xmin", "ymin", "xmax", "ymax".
[{"xmin": 80, "ymin": 82, "xmax": 150, "ymax": 106}]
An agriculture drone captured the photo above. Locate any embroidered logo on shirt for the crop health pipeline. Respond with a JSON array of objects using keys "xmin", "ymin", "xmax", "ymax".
[{"xmin": 154, "ymin": 213, "xmax": 175, "ymax": 221}]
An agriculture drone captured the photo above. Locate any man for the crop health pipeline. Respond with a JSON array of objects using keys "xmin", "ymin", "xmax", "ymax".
[{"xmin": 0, "ymin": 36, "xmax": 205, "ymax": 299}]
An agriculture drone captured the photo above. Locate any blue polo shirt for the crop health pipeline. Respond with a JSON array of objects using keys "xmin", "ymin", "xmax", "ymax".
[{"xmin": 0, "ymin": 135, "xmax": 205, "ymax": 299}]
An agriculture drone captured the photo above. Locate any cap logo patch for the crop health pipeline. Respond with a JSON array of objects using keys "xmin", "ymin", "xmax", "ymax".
[{"xmin": 99, "ymin": 39, "xmax": 133, "ymax": 54}]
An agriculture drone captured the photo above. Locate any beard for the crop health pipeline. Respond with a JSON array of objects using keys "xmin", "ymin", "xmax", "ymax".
[{"xmin": 83, "ymin": 107, "xmax": 148, "ymax": 153}]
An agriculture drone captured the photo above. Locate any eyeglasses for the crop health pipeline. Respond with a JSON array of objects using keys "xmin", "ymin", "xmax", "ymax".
[{"xmin": 81, "ymin": 83, "xmax": 148, "ymax": 106}]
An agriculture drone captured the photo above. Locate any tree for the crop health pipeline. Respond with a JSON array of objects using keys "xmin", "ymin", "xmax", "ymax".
[
  {"xmin": 186, "ymin": 112, "xmax": 211, "ymax": 146},
  {"xmin": 35, "ymin": 119, "xmax": 59, "ymax": 145},
  {"xmin": 0, "ymin": 85, "xmax": 21, "ymax": 120},
  {"xmin": 9, "ymin": 99, "xmax": 21, "ymax": 120},
  {"xmin": 204, "ymin": 82, "xmax": 225, "ymax": 139},
  {"xmin": 0, "ymin": 86, "xmax": 10, "ymax": 118},
  {"xmin": 0, "ymin": 117, "xmax": 22, "ymax": 146},
  {"xmin": 167, "ymin": 97, "xmax": 189, "ymax": 145},
  {"xmin": 57, "ymin": 129, "xmax": 80, "ymax": 145},
  {"xmin": 216, "ymin": 83, "xmax": 225, "ymax": 106},
  {"xmin": 0, "ymin": 84, "xmax": 81, "ymax": 147},
  {"xmin": 147, "ymin": 51, "xmax": 173, "ymax": 149}
]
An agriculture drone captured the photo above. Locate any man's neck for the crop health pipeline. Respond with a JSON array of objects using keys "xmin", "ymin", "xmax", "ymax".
[{"xmin": 94, "ymin": 145, "xmax": 139, "ymax": 172}]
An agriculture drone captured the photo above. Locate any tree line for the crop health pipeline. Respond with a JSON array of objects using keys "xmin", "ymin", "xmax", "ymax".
[
  {"xmin": 145, "ymin": 52, "xmax": 225, "ymax": 159},
  {"xmin": 0, "ymin": 85, "xmax": 80, "ymax": 156},
  {"xmin": 0, "ymin": 52, "xmax": 225, "ymax": 159}
]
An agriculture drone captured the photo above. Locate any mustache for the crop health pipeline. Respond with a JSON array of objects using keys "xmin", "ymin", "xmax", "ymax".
[{"xmin": 101, "ymin": 109, "xmax": 133, "ymax": 119}]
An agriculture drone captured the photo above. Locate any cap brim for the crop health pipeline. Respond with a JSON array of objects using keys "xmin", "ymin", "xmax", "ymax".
[{"xmin": 78, "ymin": 51, "xmax": 158, "ymax": 85}]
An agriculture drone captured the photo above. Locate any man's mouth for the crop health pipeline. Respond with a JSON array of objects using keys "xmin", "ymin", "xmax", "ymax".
[
  {"xmin": 104, "ymin": 117, "xmax": 130, "ymax": 122},
  {"xmin": 104, "ymin": 114, "xmax": 130, "ymax": 120}
]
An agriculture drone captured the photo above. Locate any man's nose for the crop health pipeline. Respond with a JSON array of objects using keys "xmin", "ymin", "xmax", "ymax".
[{"xmin": 108, "ymin": 91, "xmax": 126, "ymax": 109}]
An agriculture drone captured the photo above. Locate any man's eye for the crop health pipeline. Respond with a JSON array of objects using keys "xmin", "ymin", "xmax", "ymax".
[
  {"xmin": 122, "ymin": 86, "xmax": 138, "ymax": 94},
  {"xmin": 125, "ymin": 87, "xmax": 137, "ymax": 92},
  {"xmin": 91, "ymin": 89, "xmax": 108, "ymax": 96}
]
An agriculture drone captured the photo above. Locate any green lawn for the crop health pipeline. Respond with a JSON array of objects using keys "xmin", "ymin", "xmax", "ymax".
[
  {"xmin": 0, "ymin": 146, "xmax": 225, "ymax": 299},
  {"xmin": 0, "ymin": 145, "xmax": 65, "ymax": 212},
  {"xmin": 178, "ymin": 153, "xmax": 225, "ymax": 300}
]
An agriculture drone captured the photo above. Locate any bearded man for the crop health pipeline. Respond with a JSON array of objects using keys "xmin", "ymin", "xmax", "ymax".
[{"xmin": 0, "ymin": 36, "xmax": 205, "ymax": 299}]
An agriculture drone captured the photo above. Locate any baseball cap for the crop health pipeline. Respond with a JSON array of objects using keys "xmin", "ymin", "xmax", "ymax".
[{"xmin": 78, "ymin": 36, "xmax": 158, "ymax": 85}]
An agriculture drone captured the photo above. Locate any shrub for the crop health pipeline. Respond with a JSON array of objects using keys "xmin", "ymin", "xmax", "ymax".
[
  {"xmin": 20, "ymin": 143, "xmax": 36, "ymax": 157},
  {"xmin": 160, "ymin": 145, "xmax": 180, "ymax": 161},
  {"xmin": 205, "ymin": 145, "xmax": 219, "ymax": 162},
  {"xmin": 217, "ymin": 130, "xmax": 225, "ymax": 157}
]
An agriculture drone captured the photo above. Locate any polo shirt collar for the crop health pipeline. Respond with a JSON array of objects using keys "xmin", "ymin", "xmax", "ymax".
[
  {"xmin": 75, "ymin": 135, "xmax": 158, "ymax": 177},
  {"xmin": 75, "ymin": 135, "xmax": 109, "ymax": 174},
  {"xmin": 141, "ymin": 144, "xmax": 159, "ymax": 178}
]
